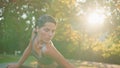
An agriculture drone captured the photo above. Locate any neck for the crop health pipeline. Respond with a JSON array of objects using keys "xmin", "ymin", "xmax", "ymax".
[{"xmin": 36, "ymin": 35, "xmax": 44, "ymax": 45}]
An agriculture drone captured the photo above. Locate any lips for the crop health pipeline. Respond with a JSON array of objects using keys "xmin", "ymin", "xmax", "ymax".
[
  {"xmin": 47, "ymin": 38, "xmax": 51, "ymax": 40},
  {"xmin": 44, "ymin": 39, "xmax": 51, "ymax": 43}
]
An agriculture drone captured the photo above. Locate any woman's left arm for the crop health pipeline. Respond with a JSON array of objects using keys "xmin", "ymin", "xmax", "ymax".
[{"xmin": 46, "ymin": 42, "xmax": 75, "ymax": 68}]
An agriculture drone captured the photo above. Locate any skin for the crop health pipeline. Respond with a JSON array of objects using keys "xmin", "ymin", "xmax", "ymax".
[{"xmin": 7, "ymin": 22, "xmax": 75, "ymax": 68}]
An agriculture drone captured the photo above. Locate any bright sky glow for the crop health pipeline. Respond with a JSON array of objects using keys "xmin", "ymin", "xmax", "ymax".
[
  {"xmin": 76, "ymin": 0, "xmax": 86, "ymax": 3},
  {"xmin": 87, "ymin": 9, "xmax": 106, "ymax": 26}
]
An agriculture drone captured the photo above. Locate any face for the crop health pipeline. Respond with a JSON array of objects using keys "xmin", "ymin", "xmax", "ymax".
[{"xmin": 37, "ymin": 22, "xmax": 56, "ymax": 43}]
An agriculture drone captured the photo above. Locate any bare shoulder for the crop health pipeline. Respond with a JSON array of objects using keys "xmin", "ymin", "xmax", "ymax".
[{"xmin": 49, "ymin": 41, "xmax": 56, "ymax": 48}]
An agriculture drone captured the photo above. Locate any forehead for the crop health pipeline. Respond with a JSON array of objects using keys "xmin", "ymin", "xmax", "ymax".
[{"xmin": 43, "ymin": 22, "xmax": 56, "ymax": 29}]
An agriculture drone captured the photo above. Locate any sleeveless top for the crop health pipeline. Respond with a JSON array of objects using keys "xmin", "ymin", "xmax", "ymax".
[{"xmin": 31, "ymin": 34, "xmax": 54, "ymax": 65}]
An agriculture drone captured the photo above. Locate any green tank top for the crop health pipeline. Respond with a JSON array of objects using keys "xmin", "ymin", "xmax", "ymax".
[{"xmin": 31, "ymin": 34, "xmax": 54, "ymax": 64}]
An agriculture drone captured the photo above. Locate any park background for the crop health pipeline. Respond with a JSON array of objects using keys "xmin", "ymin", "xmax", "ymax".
[{"xmin": 0, "ymin": 0, "xmax": 120, "ymax": 68}]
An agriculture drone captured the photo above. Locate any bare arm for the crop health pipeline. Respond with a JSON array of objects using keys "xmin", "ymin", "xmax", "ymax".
[
  {"xmin": 46, "ymin": 42, "xmax": 75, "ymax": 68},
  {"xmin": 17, "ymin": 29, "xmax": 36, "ymax": 67},
  {"xmin": 7, "ymin": 30, "xmax": 35, "ymax": 68},
  {"xmin": 17, "ymin": 41, "xmax": 32, "ymax": 67}
]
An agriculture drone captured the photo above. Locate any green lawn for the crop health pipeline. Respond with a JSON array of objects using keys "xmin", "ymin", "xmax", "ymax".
[
  {"xmin": 0, "ymin": 55, "xmax": 120, "ymax": 68},
  {"xmin": 0, "ymin": 55, "xmax": 37, "ymax": 68},
  {"xmin": 0, "ymin": 55, "xmax": 20, "ymax": 63},
  {"xmin": 0, "ymin": 55, "xmax": 36, "ymax": 65}
]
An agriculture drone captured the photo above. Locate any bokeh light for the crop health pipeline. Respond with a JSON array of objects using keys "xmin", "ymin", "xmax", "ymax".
[{"xmin": 87, "ymin": 9, "xmax": 106, "ymax": 26}]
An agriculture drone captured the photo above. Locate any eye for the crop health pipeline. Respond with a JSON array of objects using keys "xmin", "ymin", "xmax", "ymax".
[{"xmin": 44, "ymin": 28, "xmax": 49, "ymax": 32}]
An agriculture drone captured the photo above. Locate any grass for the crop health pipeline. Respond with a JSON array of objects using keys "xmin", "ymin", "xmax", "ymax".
[
  {"xmin": 0, "ymin": 55, "xmax": 20, "ymax": 63},
  {"xmin": 0, "ymin": 55, "xmax": 36, "ymax": 64},
  {"xmin": 0, "ymin": 55, "xmax": 37, "ymax": 68},
  {"xmin": 0, "ymin": 55, "xmax": 120, "ymax": 68}
]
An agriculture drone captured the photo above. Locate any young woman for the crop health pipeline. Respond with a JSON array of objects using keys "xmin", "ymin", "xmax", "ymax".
[{"xmin": 7, "ymin": 14, "xmax": 75, "ymax": 68}]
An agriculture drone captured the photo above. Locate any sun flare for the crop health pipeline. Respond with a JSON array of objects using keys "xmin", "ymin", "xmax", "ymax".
[{"xmin": 87, "ymin": 10, "xmax": 106, "ymax": 26}]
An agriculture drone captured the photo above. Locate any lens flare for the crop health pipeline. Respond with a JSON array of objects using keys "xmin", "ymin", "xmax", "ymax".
[{"xmin": 87, "ymin": 11, "xmax": 106, "ymax": 26}]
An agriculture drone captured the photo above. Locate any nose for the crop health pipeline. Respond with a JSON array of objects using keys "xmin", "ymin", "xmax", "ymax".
[{"xmin": 49, "ymin": 31, "xmax": 53, "ymax": 37}]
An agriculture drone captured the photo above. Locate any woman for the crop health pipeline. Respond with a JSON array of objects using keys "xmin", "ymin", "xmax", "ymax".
[{"xmin": 7, "ymin": 14, "xmax": 75, "ymax": 68}]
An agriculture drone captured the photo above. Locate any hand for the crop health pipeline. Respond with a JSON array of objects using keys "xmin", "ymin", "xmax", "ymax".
[{"xmin": 7, "ymin": 63, "xmax": 20, "ymax": 68}]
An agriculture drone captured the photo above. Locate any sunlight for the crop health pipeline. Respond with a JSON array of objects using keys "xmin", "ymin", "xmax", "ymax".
[
  {"xmin": 87, "ymin": 9, "xmax": 106, "ymax": 26},
  {"xmin": 76, "ymin": 0, "xmax": 86, "ymax": 3}
]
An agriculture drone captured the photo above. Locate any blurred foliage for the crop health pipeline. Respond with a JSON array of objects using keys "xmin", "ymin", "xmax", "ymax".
[{"xmin": 0, "ymin": 0, "xmax": 120, "ymax": 64}]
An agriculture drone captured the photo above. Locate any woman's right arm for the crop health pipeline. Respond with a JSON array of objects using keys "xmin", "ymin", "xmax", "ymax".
[
  {"xmin": 7, "ymin": 30, "xmax": 35, "ymax": 68},
  {"xmin": 17, "ymin": 41, "xmax": 32, "ymax": 67}
]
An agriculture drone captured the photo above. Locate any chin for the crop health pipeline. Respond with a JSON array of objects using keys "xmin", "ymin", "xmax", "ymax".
[{"xmin": 44, "ymin": 40, "xmax": 50, "ymax": 43}]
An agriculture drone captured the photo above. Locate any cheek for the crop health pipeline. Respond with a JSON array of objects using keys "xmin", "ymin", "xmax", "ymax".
[{"xmin": 39, "ymin": 30, "xmax": 48, "ymax": 37}]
